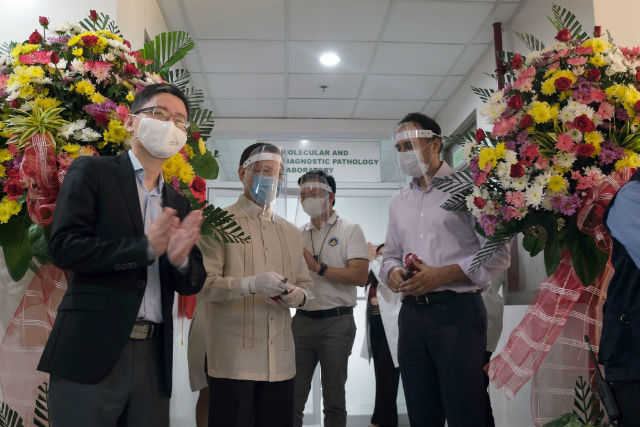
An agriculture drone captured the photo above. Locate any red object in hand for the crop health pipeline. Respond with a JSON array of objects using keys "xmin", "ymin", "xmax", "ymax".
[
  {"xmin": 404, "ymin": 253, "xmax": 423, "ymax": 278},
  {"xmin": 271, "ymin": 289, "xmax": 291, "ymax": 302}
]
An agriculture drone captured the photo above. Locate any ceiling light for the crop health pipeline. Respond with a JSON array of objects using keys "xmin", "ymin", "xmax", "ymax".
[
  {"xmin": 300, "ymin": 139, "xmax": 309, "ymax": 144},
  {"xmin": 319, "ymin": 52, "xmax": 340, "ymax": 67}
]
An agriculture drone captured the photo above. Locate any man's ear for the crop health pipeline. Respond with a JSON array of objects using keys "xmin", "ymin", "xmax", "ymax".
[
  {"xmin": 329, "ymin": 192, "xmax": 336, "ymax": 206},
  {"xmin": 238, "ymin": 166, "xmax": 245, "ymax": 182},
  {"xmin": 124, "ymin": 114, "xmax": 136, "ymax": 133}
]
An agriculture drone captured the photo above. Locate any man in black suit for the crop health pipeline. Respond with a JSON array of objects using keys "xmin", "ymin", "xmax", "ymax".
[{"xmin": 38, "ymin": 83, "xmax": 207, "ymax": 427}]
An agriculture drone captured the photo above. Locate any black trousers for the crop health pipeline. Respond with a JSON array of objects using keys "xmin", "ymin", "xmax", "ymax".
[
  {"xmin": 483, "ymin": 351, "xmax": 496, "ymax": 427},
  {"xmin": 207, "ymin": 376, "xmax": 294, "ymax": 427},
  {"xmin": 370, "ymin": 313, "xmax": 400, "ymax": 427},
  {"xmin": 398, "ymin": 292, "xmax": 488, "ymax": 427},
  {"xmin": 611, "ymin": 381, "xmax": 640, "ymax": 427}
]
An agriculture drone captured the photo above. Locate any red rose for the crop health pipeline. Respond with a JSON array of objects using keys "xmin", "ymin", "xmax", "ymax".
[
  {"xmin": 39, "ymin": 16, "xmax": 49, "ymax": 27},
  {"xmin": 510, "ymin": 162, "xmax": 525, "ymax": 178},
  {"xmin": 28, "ymin": 30, "xmax": 43, "ymax": 44},
  {"xmin": 554, "ymin": 77, "xmax": 572, "ymax": 91},
  {"xmin": 50, "ymin": 52, "xmax": 60, "ymax": 64},
  {"xmin": 587, "ymin": 68, "xmax": 601, "ymax": 82},
  {"xmin": 594, "ymin": 26, "xmax": 602, "ymax": 38},
  {"xmin": 519, "ymin": 114, "xmax": 534, "ymax": 128},
  {"xmin": 511, "ymin": 53, "xmax": 523, "ymax": 70},
  {"xmin": 123, "ymin": 63, "xmax": 140, "ymax": 76},
  {"xmin": 473, "ymin": 197, "xmax": 486, "ymax": 210},
  {"xmin": 573, "ymin": 114, "xmax": 596, "ymax": 132},
  {"xmin": 635, "ymin": 101, "xmax": 640, "ymax": 113},
  {"xmin": 191, "ymin": 176, "xmax": 207, "ymax": 194},
  {"xmin": 191, "ymin": 131, "xmax": 202, "ymax": 141},
  {"xmin": 3, "ymin": 180, "xmax": 25, "ymax": 200},
  {"xmin": 555, "ymin": 29, "xmax": 571, "ymax": 42},
  {"xmin": 123, "ymin": 40, "xmax": 132, "ymax": 49},
  {"xmin": 507, "ymin": 94, "xmax": 524, "ymax": 110},
  {"xmin": 474, "ymin": 128, "xmax": 486, "ymax": 142},
  {"xmin": 576, "ymin": 143, "xmax": 595, "ymax": 157},
  {"xmin": 93, "ymin": 113, "xmax": 110, "ymax": 127},
  {"xmin": 82, "ymin": 35, "xmax": 99, "ymax": 47},
  {"xmin": 9, "ymin": 99, "xmax": 19, "ymax": 108},
  {"xmin": 636, "ymin": 71, "xmax": 640, "ymax": 83},
  {"xmin": 89, "ymin": 10, "xmax": 99, "ymax": 22}
]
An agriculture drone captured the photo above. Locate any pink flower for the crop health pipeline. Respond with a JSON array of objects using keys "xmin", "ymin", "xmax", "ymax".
[
  {"xmin": 556, "ymin": 48, "xmax": 572, "ymax": 58},
  {"xmin": 116, "ymin": 105, "xmax": 129, "ymax": 123},
  {"xmin": 555, "ymin": 133, "xmax": 576, "ymax": 152},
  {"xmin": 514, "ymin": 76, "xmax": 533, "ymax": 92},
  {"xmin": 567, "ymin": 56, "xmax": 587, "ymax": 66},
  {"xmin": 575, "ymin": 46, "xmax": 594, "ymax": 55},
  {"xmin": 491, "ymin": 115, "xmax": 519, "ymax": 138},
  {"xmin": 506, "ymin": 191, "xmax": 526, "ymax": 208},
  {"xmin": 591, "ymin": 89, "xmax": 607, "ymax": 102},
  {"xmin": 85, "ymin": 60, "xmax": 112, "ymax": 82},
  {"xmin": 502, "ymin": 205, "xmax": 522, "ymax": 220},
  {"xmin": 0, "ymin": 75, "xmax": 8, "ymax": 90},
  {"xmin": 597, "ymin": 102, "xmax": 615, "ymax": 120},
  {"xmin": 520, "ymin": 67, "xmax": 536, "ymax": 78},
  {"xmin": 535, "ymin": 157, "xmax": 549, "ymax": 170}
]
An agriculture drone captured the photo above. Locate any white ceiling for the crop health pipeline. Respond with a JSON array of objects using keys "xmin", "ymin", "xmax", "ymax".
[{"xmin": 156, "ymin": 0, "xmax": 524, "ymax": 120}]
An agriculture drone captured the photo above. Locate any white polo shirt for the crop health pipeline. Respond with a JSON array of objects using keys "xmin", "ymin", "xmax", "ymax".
[{"xmin": 301, "ymin": 212, "xmax": 369, "ymax": 310}]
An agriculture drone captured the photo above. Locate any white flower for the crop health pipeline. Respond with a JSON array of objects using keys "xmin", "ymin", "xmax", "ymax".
[
  {"xmin": 463, "ymin": 142, "xmax": 477, "ymax": 162},
  {"xmin": 59, "ymin": 119, "xmax": 87, "ymax": 139},
  {"xmin": 123, "ymin": 53, "xmax": 136, "ymax": 64},
  {"xmin": 534, "ymin": 172, "xmax": 551, "ymax": 187},
  {"xmin": 553, "ymin": 152, "xmax": 576, "ymax": 169},
  {"xmin": 71, "ymin": 24, "xmax": 84, "ymax": 34},
  {"xmin": 75, "ymin": 127, "xmax": 101, "ymax": 142},
  {"xmin": 504, "ymin": 150, "xmax": 518, "ymax": 165},
  {"xmin": 511, "ymin": 176, "xmax": 529, "ymax": 191},
  {"xmin": 525, "ymin": 51, "xmax": 542, "ymax": 66},
  {"xmin": 32, "ymin": 77, "xmax": 52, "ymax": 85},
  {"xmin": 102, "ymin": 52, "xmax": 116, "ymax": 62},
  {"xmin": 466, "ymin": 194, "xmax": 483, "ymax": 217},
  {"xmin": 53, "ymin": 22, "xmax": 73, "ymax": 33},
  {"xmin": 525, "ymin": 184, "xmax": 544, "ymax": 208},
  {"xmin": 567, "ymin": 128, "xmax": 583, "ymax": 142},
  {"xmin": 0, "ymin": 53, "xmax": 7, "ymax": 66},
  {"xmin": 70, "ymin": 58, "xmax": 86, "ymax": 74},
  {"xmin": 52, "ymin": 59, "xmax": 68, "ymax": 70}
]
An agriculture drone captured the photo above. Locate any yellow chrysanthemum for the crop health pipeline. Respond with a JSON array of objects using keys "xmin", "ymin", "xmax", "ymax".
[
  {"xmin": 547, "ymin": 175, "xmax": 567, "ymax": 193},
  {"xmin": 606, "ymin": 84, "xmax": 627, "ymax": 101},
  {"xmin": 62, "ymin": 144, "xmax": 81, "ymax": 154},
  {"xmin": 126, "ymin": 91, "xmax": 135, "ymax": 102},
  {"xmin": 19, "ymin": 85, "xmax": 35, "ymax": 99},
  {"xmin": 26, "ymin": 66, "xmax": 45, "ymax": 79},
  {"xmin": 90, "ymin": 92, "xmax": 107, "ymax": 104},
  {"xmin": 0, "ymin": 196, "xmax": 22, "ymax": 224},
  {"xmin": 478, "ymin": 147, "xmax": 497, "ymax": 170},
  {"xmin": 582, "ymin": 38, "xmax": 611, "ymax": 54},
  {"xmin": 590, "ymin": 54, "xmax": 606, "ymax": 67},
  {"xmin": 10, "ymin": 43, "xmax": 39, "ymax": 63},
  {"xmin": 615, "ymin": 150, "xmax": 640, "ymax": 171},
  {"xmin": 72, "ymin": 48, "xmax": 84, "ymax": 57},
  {"xmin": 584, "ymin": 131, "xmax": 603, "ymax": 154},
  {"xmin": 0, "ymin": 164, "xmax": 5, "ymax": 179},
  {"xmin": 33, "ymin": 96, "xmax": 61, "ymax": 110},
  {"xmin": 103, "ymin": 120, "xmax": 130, "ymax": 145},
  {"xmin": 198, "ymin": 138, "xmax": 206, "ymax": 155},
  {"xmin": 494, "ymin": 142, "xmax": 506, "ymax": 160},
  {"xmin": 0, "ymin": 148, "xmax": 11, "ymax": 162},
  {"xmin": 184, "ymin": 144, "xmax": 194, "ymax": 159},
  {"xmin": 74, "ymin": 80, "xmax": 96, "ymax": 96},
  {"xmin": 541, "ymin": 78, "xmax": 556, "ymax": 95},
  {"xmin": 530, "ymin": 101, "xmax": 553, "ymax": 123},
  {"xmin": 162, "ymin": 154, "xmax": 194, "ymax": 184}
]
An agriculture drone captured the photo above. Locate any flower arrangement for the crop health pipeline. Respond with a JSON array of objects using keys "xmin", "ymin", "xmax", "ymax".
[
  {"xmin": 437, "ymin": 6, "xmax": 640, "ymax": 286},
  {"xmin": 0, "ymin": 11, "xmax": 246, "ymax": 281}
]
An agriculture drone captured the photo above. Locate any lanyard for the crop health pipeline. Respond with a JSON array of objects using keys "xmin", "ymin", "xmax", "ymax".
[{"xmin": 310, "ymin": 219, "xmax": 337, "ymax": 263}]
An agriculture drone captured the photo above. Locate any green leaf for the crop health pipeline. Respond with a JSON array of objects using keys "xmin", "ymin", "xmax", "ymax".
[
  {"xmin": 442, "ymin": 131, "xmax": 476, "ymax": 147},
  {"xmin": 549, "ymin": 4, "xmax": 589, "ymax": 41},
  {"xmin": 469, "ymin": 231, "xmax": 514, "ymax": 274},
  {"xmin": 190, "ymin": 109, "xmax": 215, "ymax": 142},
  {"xmin": 441, "ymin": 190, "xmax": 472, "ymax": 211},
  {"xmin": 166, "ymin": 69, "xmax": 192, "ymax": 92},
  {"xmin": 201, "ymin": 205, "xmax": 250, "ymax": 244},
  {"xmin": 544, "ymin": 229, "xmax": 562, "ymax": 276},
  {"xmin": 522, "ymin": 232, "xmax": 544, "ymax": 257},
  {"xmin": 471, "ymin": 86, "xmax": 495, "ymax": 103},
  {"xmin": 0, "ymin": 401, "xmax": 25, "ymax": 427},
  {"xmin": 189, "ymin": 150, "xmax": 219, "ymax": 179},
  {"xmin": 139, "ymin": 31, "xmax": 195, "ymax": 79},
  {"xmin": 32, "ymin": 382, "xmax": 50, "ymax": 427},
  {"xmin": 431, "ymin": 169, "xmax": 473, "ymax": 194},
  {"xmin": 566, "ymin": 222, "xmax": 609, "ymax": 286},
  {"xmin": 27, "ymin": 224, "xmax": 51, "ymax": 265},
  {"xmin": 543, "ymin": 413, "xmax": 580, "ymax": 427},
  {"xmin": 0, "ymin": 210, "xmax": 33, "ymax": 282},
  {"xmin": 515, "ymin": 32, "xmax": 546, "ymax": 51},
  {"xmin": 0, "ymin": 41, "xmax": 17, "ymax": 56}
]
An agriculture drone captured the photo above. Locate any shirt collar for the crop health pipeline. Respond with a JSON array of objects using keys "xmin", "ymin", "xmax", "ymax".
[
  {"xmin": 237, "ymin": 194, "xmax": 274, "ymax": 220},
  {"xmin": 128, "ymin": 150, "xmax": 164, "ymax": 191},
  {"xmin": 409, "ymin": 161, "xmax": 453, "ymax": 192},
  {"xmin": 304, "ymin": 211, "xmax": 338, "ymax": 231}
]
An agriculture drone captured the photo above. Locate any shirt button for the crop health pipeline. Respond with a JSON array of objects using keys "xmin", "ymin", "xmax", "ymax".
[
  {"xmin": 420, "ymin": 234, "xmax": 424, "ymax": 239},
  {"xmin": 420, "ymin": 213, "xmax": 423, "ymax": 217}
]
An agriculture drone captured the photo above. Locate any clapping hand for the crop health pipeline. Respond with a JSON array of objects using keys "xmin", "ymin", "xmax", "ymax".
[{"xmin": 167, "ymin": 210, "xmax": 203, "ymax": 267}]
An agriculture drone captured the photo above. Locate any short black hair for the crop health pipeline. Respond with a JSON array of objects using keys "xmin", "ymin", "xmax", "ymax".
[
  {"xmin": 239, "ymin": 143, "xmax": 281, "ymax": 167},
  {"xmin": 130, "ymin": 83, "xmax": 190, "ymax": 120},
  {"xmin": 398, "ymin": 112, "xmax": 442, "ymax": 152},
  {"xmin": 298, "ymin": 169, "xmax": 337, "ymax": 206},
  {"xmin": 398, "ymin": 112, "xmax": 441, "ymax": 136},
  {"xmin": 376, "ymin": 244, "xmax": 384, "ymax": 255}
]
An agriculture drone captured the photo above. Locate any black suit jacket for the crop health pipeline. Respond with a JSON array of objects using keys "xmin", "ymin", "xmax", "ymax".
[{"xmin": 38, "ymin": 152, "xmax": 206, "ymax": 397}]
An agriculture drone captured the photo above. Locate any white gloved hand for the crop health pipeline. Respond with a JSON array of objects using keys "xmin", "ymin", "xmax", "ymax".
[
  {"xmin": 279, "ymin": 286, "xmax": 306, "ymax": 308},
  {"xmin": 251, "ymin": 271, "xmax": 288, "ymax": 297}
]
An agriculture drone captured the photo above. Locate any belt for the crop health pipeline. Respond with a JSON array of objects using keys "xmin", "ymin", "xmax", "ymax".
[
  {"xmin": 298, "ymin": 306, "xmax": 353, "ymax": 319},
  {"xmin": 402, "ymin": 290, "xmax": 471, "ymax": 305},
  {"xmin": 129, "ymin": 322, "xmax": 157, "ymax": 340}
]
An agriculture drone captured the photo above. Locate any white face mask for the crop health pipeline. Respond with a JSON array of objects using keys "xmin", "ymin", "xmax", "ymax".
[
  {"xmin": 302, "ymin": 197, "xmax": 328, "ymax": 218},
  {"xmin": 135, "ymin": 117, "xmax": 187, "ymax": 159},
  {"xmin": 399, "ymin": 151, "xmax": 429, "ymax": 178}
]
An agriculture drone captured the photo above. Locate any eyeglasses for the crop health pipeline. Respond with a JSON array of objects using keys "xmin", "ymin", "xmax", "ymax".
[{"xmin": 133, "ymin": 106, "xmax": 188, "ymax": 132}]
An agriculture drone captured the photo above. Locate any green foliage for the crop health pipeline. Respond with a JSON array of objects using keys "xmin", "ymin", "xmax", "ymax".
[
  {"xmin": 0, "ymin": 42, "xmax": 16, "ymax": 56},
  {"xmin": 515, "ymin": 32, "xmax": 546, "ymax": 51},
  {"xmin": 432, "ymin": 169, "xmax": 473, "ymax": 194},
  {"xmin": 548, "ymin": 4, "xmax": 589, "ymax": 41},
  {"xmin": 5, "ymin": 106, "xmax": 68, "ymax": 149},
  {"xmin": 190, "ymin": 109, "xmax": 215, "ymax": 143},
  {"xmin": 471, "ymin": 86, "xmax": 495, "ymax": 103},
  {"xmin": 0, "ymin": 402, "xmax": 24, "ymax": 427},
  {"xmin": 166, "ymin": 69, "xmax": 192, "ymax": 92},
  {"xmin": 140, "ymin": 31, "xmax": 195, "ymax": 78},
  {"xmin": 27, "ymin": 224, "xmax": 51, "ymax": 266},
  {"xmin": 188, "ymin": 150, "xmax": 219, "ymax": 180},
  {"xmin": 544, "ymin": 376, "xmax": 610, "ymax": 427},
  {"xmin": 79, "ymin": 12, "xmax": 122, "ymax": 35},
  {"xmin": 443, "ymin": 131, "xmax": 475, "ymax": 147},
  {"xmin": 469, "ymin": 229, "xmax": 514, "ymax": 273},
  {"xmin": 0, "ymin": 210, "xmax": 33, "ymax": 281},
  {"xmin": 201, "ymin": 205, "xmax": 250, "ymax": 244},
  {"xmin": 566, "ymin": 221, "xmax": 609, "ymax": 286},
  {"xmin": 33, "ymin": 382, "xmax": 49, "ymax": 427}
]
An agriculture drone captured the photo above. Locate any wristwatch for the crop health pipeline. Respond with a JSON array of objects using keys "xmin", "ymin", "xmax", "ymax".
[{"xmin": 318, "ymin": 263, "xmax": 328, "ymax": 276}]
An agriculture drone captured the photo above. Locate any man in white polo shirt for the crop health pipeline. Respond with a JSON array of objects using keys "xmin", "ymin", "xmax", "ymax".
[{"xmin": 292, "ymin": 170, "xmax": 369, "ymax": 427}]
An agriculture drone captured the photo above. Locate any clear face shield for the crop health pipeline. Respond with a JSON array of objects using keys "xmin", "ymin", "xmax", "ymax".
[
  {"xmin": 392, "ymin": 122, "xmax": 440, "ymax": 189},
  {"xmin": 240, "ymin": 145, "xmax": 287, "ymax": 216},
  {"xmin": 294, "ymin": 173, "xmax": 334, "ymax": 229}
]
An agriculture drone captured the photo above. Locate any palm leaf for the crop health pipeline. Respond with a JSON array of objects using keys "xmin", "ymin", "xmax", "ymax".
[
  {"xmin": 469, "ymin": 232, "xmax": 514, "ymax": 274},
  {"xmin": 549, "ymin": 4, "xmax": 589, "ymax": 41},
  {"xmin": 0, "ymin": 42, "xmax": 16, "ymax": 56},
  {"xmin": 183, "ymin": 87, "xmax": 205, "ymax": 111},
  {"xmin": 190, "ymin": 109, "xmax": 215, "ymax": 142},
  {"xmin": 0, "ymin": 402, "xmax": 25, "ymax": 427},
  {"xmin": 471, "ymin": 86, "xmax": 495, "ymax": 103},
  {"xmin": 441, "ymin": 190, "xmax": 472, "ymax": 211},
  {"xmin": 79, "ymin": 12, "xmax": 121, "ymax": 35},
  {"xmin": 166, "ymin": 69, "xmax": 192, "ymax": 92},
  {"xmin": 443, "ymin": 131, "xmax": 475, "ymax": 147},
  {"xmin": 432, "ymin": 169, "xmax": 473, "ymax": 194},
  {"xmin": 484, "ymin": 72, "xmax": 517, "ymax": 86},
  {"xmin": 140, "ymin": 31, "xmax": 195, "ymax": 79},
  {"xmin": 33, "ymin": 382, "xmax": 50, "ymax": 427},
  {"xmin": 515, "ymin": 32, "xmax": 546, "ymax": 51},
  {"xmin": 201, "ymin": 205, "xmax": 250, "ymax": 244}
]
